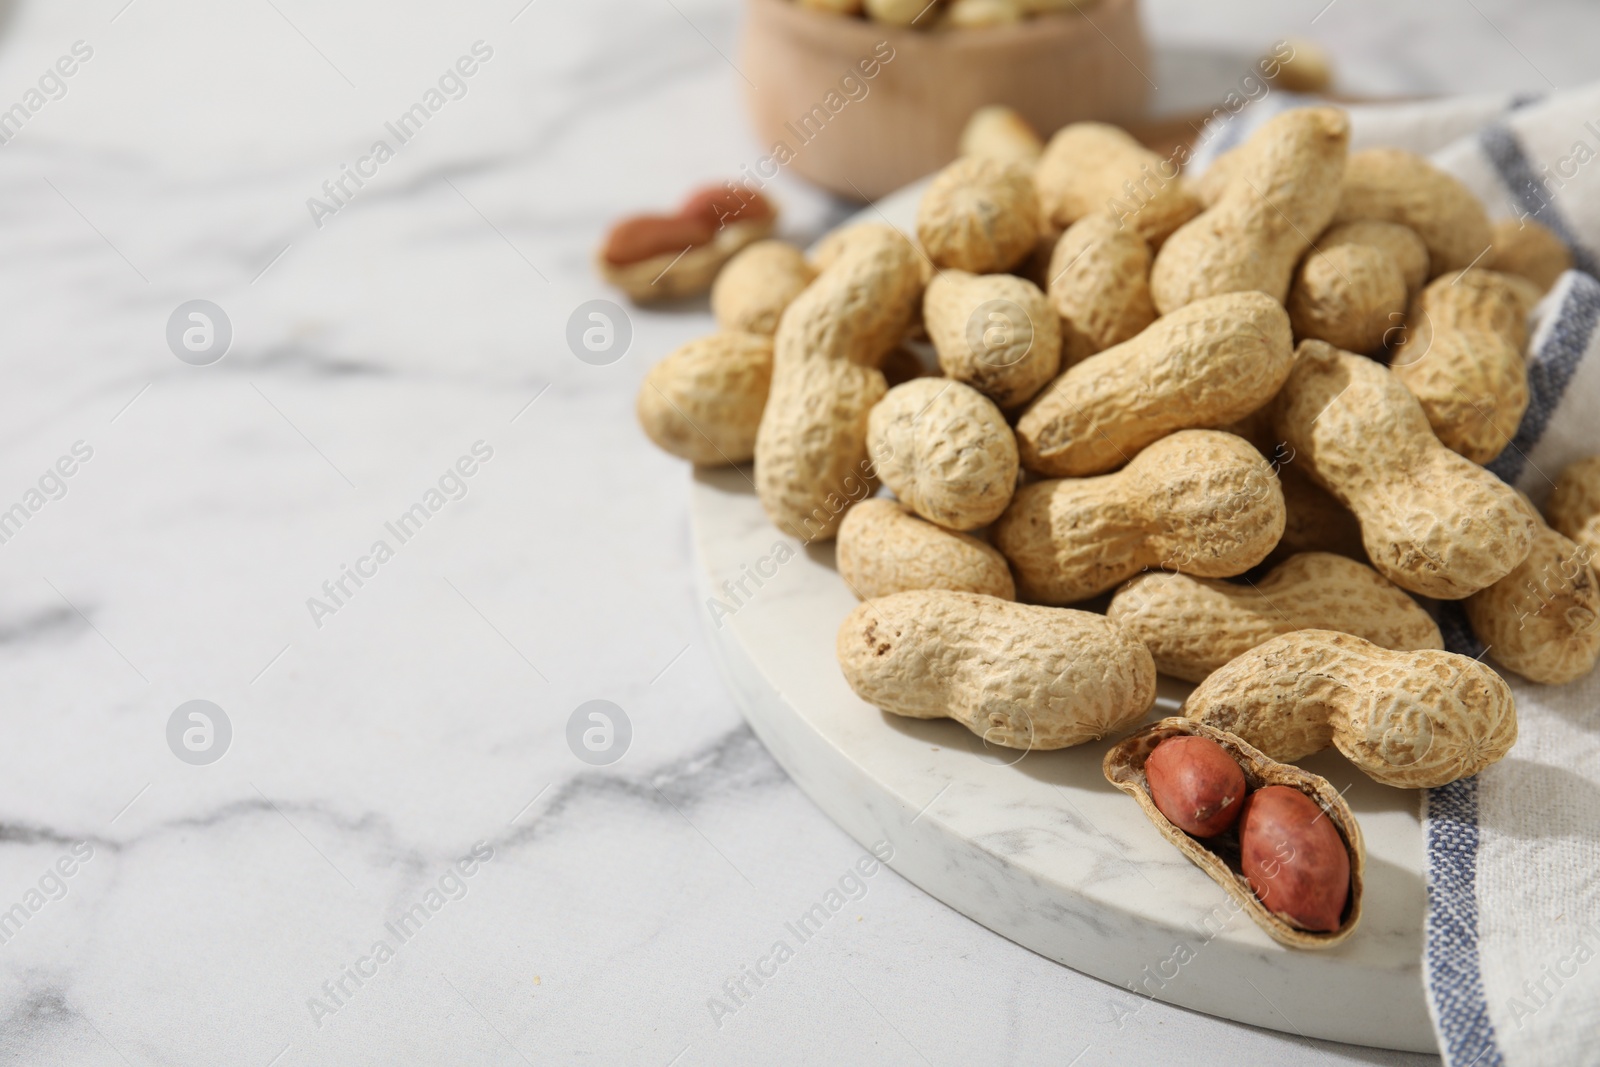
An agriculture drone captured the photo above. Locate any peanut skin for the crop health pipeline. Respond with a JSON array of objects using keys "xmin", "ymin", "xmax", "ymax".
[
  {"xmin": 994, "ymin": 430, "xmax": 1285, "ymax": 605},
  {"xmin": 1047, "ymin": 214, "xmax": 1157, "ymax": 367},
  {"xmin": 917, "ymin": 155, "xmax": 1039, "ymax": 274},
  {"xmin": 1465, "ymin": 516, "xmax": 1600, "ymax": 685},
  {"xmin": 924, "ymin": 270, "xmax": 1062, "ymax": 410},
  {"xmin": 1016, "ymin": 291, "xmax": 1294, "ymax": 477},
  {"xmin": 1144, "ymin": 735, "xmax": 1246, "ymax": 838},
  {"xmin": 1151, "ymin": 107, "xmax": 1350, "ymax": 314},
  {"xmin": 868, "ymin": 379, "xmax": 1019, "ymax": 531},
  {"xmin": 1274, "ymin": 340, "xmax": 1534, "ymax": 599},
  {"xmin": 837, "ymin": 499, "xmax": 1015, "ymax": 601},
  {"xmin": 836, "ymin": 590, "xmax": 1156, "ymax": 749},
  {"xmin": 1183, "ymin": 630, "xmax": 1518, "ymax": 789},
  {"xmin": 636, "ymin": 332, "xmax": 773, "ymax": 466},
  {"xmin": 1332, "ymin": 148, "xmax": 1491, "ymax": 277},
  {"xmin": 1240, "ymin": 785, "xmax": 1350, "ymax": 933},
  {"xmin": 1108, "ymin": 552, "xmax": 1443, "ymax": 683},
  {"xmin": 1391, "ymin": 270, "xmax": 1530, "ymax": 464}
]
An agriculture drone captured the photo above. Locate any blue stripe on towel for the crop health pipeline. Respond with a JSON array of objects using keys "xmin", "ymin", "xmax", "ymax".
[
  {"xmin": 1487, "ymin": 271, "xmax": 1600, "ymax": 485},
  {"xmin": 1426, "ymin": 778, "xmax": 1504, "ymax": 1067},
  {"xmin": 1479, "ymin": 123, "xmax": 1600, "ymax": 277}
]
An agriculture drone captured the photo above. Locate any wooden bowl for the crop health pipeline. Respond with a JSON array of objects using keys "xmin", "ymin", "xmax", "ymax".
[{"xmin": 740, "ymin": 0, "xmax": 1151, "ymax": 201}]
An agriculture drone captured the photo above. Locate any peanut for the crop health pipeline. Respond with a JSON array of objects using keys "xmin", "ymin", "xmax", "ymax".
[
  {"xmin": 959, "ymin": 106, "xmax": 1044, "ymax": 166},
  {"xmin": 1034, "ymin": 123, "xmax": 1200, "ymax": 246},
  {"xmin": 1287, "ymin": 221, "xmax": 1428, "ymax": 354},
  {"xmin": 1548, "ymin": 456, "xmax": 1600, "ymax": 563},
  {"xmin": 1183, "ymin": 629, "xmax": 1518, "ymax": 789},
  {"xmin": 1274, "ymin": 463, "xmax": 1367, "ymax": 563},
  {"xmin": 924, "ymin": 270, "xmax": 1062, "ymax": 409},
  {"xmin": 636, "ymin": 332, "xmax": 773, "ymax": 466},
  {"xmin": 599, "ymin": 185, "xmax": 778, "ymax": 302},
  {"xmin": 1332, "ymin": 148, "xmax": 1491, "ymax": 276},
  {"xmin": 1144, "ymin": 735, "xmax": 1246, "ymax": 837},
  {"xmin": 943, "ymin": 0, "xmax": 1024, "ymax": 28},
  {"xmin": 1047, "ymin": 213, "xmax": 1157, "ymax": 366},
  {"xmin": 837, "ymin": 498, "xmax": 1015, "ymax": 600},
  {"xmin": 1274, "ymin": 340, "xmax": 1534, "ymax": 598},
  {"xmin": 836, "ymin": 589, "xmax": 1156, "ymax": 749},
  {"xmin": 864, "ymin": 0, "xmax": 933, "ymax": 24},
  {"xmin": 917, "ymin": 156, "xmax": 1040, "ymax": 274},
  {"xmin": 1105, "ymin": 718, "xmax": 1365, "ymax": 949},
  {"xmin": 1489, "ymin": 217, "xmax": 1572, "ymax": 293},
  {"xmin": 755, "ymin": 228, "xmax": 923, "ymax": 540},
  {"xmin": 711, "ymin": 240, "xmax": 817, "ymax": 336},
  {"xmin": 993, "ymin": 430, "xmax": 1285, "ymax": 605},
  {"xmin": 1465, "ymin": 512, "xmax": 1600, "ymax": 684},
  {"xmin": 1016, "ymin": 291, "xmax": 1293, "ymax": 477},
  {"xmin": 1151, "ymin": 107, "xmax": 1350, "ymax": 314},
  {"xmin": 867, "ymin": 378, "xmax": 1019, "ymax": 531},
  {"xmin": 1239, "ymin": 785, "xmax": 1350, "ymax": 933},
  {"xmin": 1107, "ymin": 552, "xmax": 1443, "ymax": 683},
  {"xmin": 1391, "ymin": 270, "xmax": 1529, "ymax": 464},
  {"xmin": 1266, "ymin": 38, "xmax": 1334, "ymax": 94}
]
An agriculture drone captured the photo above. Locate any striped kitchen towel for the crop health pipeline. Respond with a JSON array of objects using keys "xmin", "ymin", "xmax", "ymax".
[{"xmin": 1191, "ymin": 84, "xmax": 1600, "ymax": 1067}]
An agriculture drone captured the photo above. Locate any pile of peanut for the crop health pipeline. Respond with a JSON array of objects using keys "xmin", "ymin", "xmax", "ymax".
[
  {"xmin": 635, "ymin": 103, "xmax": 1600, "ymax": 944},
  {"xmin": 795, "ymin": 0, "xmax": 1094, "ymax": 31}
]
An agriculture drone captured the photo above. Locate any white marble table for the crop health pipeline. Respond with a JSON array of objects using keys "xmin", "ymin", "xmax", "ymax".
[{"xmin": 0, "ymin": 1, "xmax": 1590, "ymax": 1064}]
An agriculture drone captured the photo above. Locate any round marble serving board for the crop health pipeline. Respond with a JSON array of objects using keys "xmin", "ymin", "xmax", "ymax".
[{"xmin": 688, "ymin": 181, "xmax": 1435, "ymax": 1054}]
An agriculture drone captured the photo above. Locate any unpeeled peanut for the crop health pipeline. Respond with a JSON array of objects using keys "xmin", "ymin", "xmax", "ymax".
[
  {"xmin": 1033, "ymin": 123, "xmax": 1200, "ymax": 246},
  {"xmin": 1016, "ymin": 291, "xmax": 1293, "ymax": 477},
  {"xmin": 1391, "ymin": 270, "xmax": 1529, "ymax": 464},
  {"xmin": 924, "ymin": 270, "xmax": 1062, "ymax": 410},
  {"xmin": 993, "ymin": 430, "xmax": 1285, "ymax": 605},
  {"xmin": 917, "ymin": 155, "xmax": 1039, "ymax": 274},
  {"xmin": 1183, "ymin": 630, "xmax": 1518, "ymax": 789},
  {"xmin": 1548, "ymin": 456, "xmax": 1600, "ymax": 562},
  {"xmin": 1240, "ymin": 785, "xmax": 1350, "ymax": 933},
  {"xmin": 867, "ymin": 378, "xmax": 1019, "ymax": 531},
  {"xmin": 1047, "ymin": 213, "xmax": 1157, "ymax": 367},
  {"xmin": 1275, "ymin": 463, "xmax": 1367, "ymax": 563},
  {"xmin": 836, "ymin": 589, "xmax": 1156, "ymax": 749},
  {"xmin": 1151, "ymin": 107, "xmax": 1350, "ymax": 314},
  {"xmin": 959, "ymin": 106, "xmax": 1044, "ymax": 166},
  {"xmin": 1465, "ymin": 514, "xmax": 1600, "ymax": 685},
  {"xmin": 1274, "ymin": 340, "xmax": 1534, "ymax": 599},
  {"xmin": 1144, "ymin": 735, "xmax": 1246, "ymax": 837},
  {"xmin": 1332, "ymin": 148, "xmax": 1491, "ymax": 276},
  {"xmin": 711, "ymin": 240, "xmax": 817, "ymax": 336},
  {"xmin": 837, "ymin": 499, "xmax": 1015, "ymax": 600},
  {"xmin": 755, "ymin": 227, "xmax": 923, "ymax": 540},
  {"xmin": 1108, "ymin": 552, "xmax": 1443, "ymax": 683},
  {"xmin": 1490, "ymin": 217, "xmax": 1573, "ymax": 293},
  {"xmin": 1287, "ymin": 221, "xmax": 1428, "ymax": 354},
  {"xmin": 636, "ymin": 332, "xmax": 773, "ymax": 465}
]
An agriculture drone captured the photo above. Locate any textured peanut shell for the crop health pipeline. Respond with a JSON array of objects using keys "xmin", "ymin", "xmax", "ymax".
[
  {"xmin": 1151, "ymin": 108, "xmax": 1349, "ymax": 314},
  {"xmin": 636, "ymin": 332, "xmax": 773, "ymax": 466},
  {"xmin": 868, "ymin": 378, "xmax": 1019, "ymax": 531},
  {"xmin": 837, "ymin": 499, "xmax": 1015, "ymax": 601},
  {"xmin": 924, "ymin": 270, "xmax": 1062, "ymax": 410},
  {"xmin": 1465, "ymin": 518, "xmax": 1600, "ymax": 685},
  {"xmin": 836, "ymin": 590, "xmax": 1156, "ymax": 749},
  {"xmin": 1489, "ymin": 218, "xmax": 1572, "ymax": 293},
  {"xmin": 917, "ymin": 156, "xmax": 1040, "ymax": 274},
  {"xmin": 1016, "ymin": 291, "xmax": 1294, "ymax": 477},
  {"xmin": 1183, "ymin": 630, "xmax": 1517, "ymax": 789},
  {"xmin": 1047, "ymin": 214, "xmax": 1157, "ymax": 366},
  {"xmin": 1104, "ymin": 718, "xmax": 1365, "ymax": 949},
  {"xmin": 1392, "ymin": 270, "xmax": 1529, "ymax": 464},
  {"xmin": 1108, "ymin": 552, "xmax": 1442, "ymax": 683},
  {"xmin": 1288, "ymin": 222, "xmax": 1427, "ymax": 354},
  {"xmin": 711, "ymin": 240, "xmax": 817, "ymax": 336},
  {"xmin": 1033, "ymin": 123, "xmax": 1200, "ymax": 246},
  {"xmin": 1332, "ymin": 149, "xmax": 1491, "ymax": 276},
  {"xmin": 599, "ymin": 218, "xmax": 774, "ymax": 303},
  {"xmin": 959, "ymin": 105, "xmax": 1044, "ymax": 166},
  {"xmin": 1548, "ymin": 456, "xmax": 1600, "ymax": 563},
  {"xmin": 1274, "ymin": 340, "xmax": 1534, "ymax": 599},
  {"xmin": 994, "ymin": 430, "xmax": 1285, "ymax": 605},
  {"xmin": 755, "ymin": 234, "xmax": 923, "ymax": 540}
]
